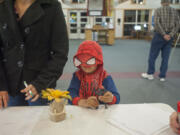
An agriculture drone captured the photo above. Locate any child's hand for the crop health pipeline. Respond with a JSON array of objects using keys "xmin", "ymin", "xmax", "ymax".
[
  {"xmin": 170, "ymin": 112, "xmax": 180, "ymax": 134},
  {"xmin": 78, "ymin": 99, "xmax": 89, "ymax": 108},
  {"xmin": 78, "ymin": 96, "xmax": 99, "ymax": 109},
  {"xmin": 98, "ymin": 91, "xmax": 113, "ymax": 103},
  {"xmin": 87, "ymin": 96, "xmax": 99, "ymax": 109}
]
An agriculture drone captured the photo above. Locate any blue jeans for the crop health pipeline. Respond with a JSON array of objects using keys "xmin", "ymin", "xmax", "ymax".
[
  {"xmin": 147, "ymin": 33, "xmax": 173, "ymax": 78},
  {"xmin": 8, "ymin": 93, "xmax": 48, "ymax": 106}
]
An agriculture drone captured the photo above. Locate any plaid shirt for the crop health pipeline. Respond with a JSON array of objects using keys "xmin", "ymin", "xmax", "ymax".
[{"xmin": 154, "ymin": 5, "xmax": 180, "ymax": 37}]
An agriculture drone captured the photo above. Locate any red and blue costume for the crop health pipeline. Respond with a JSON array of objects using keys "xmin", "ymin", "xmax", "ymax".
[{"xmin": 68, "ymin": 41, "xmax": 120, "ymax": 105}]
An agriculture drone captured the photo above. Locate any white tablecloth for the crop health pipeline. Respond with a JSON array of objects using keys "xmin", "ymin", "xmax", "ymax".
[{"xmin": 0, "ymin": 103, "xmax": 177, "ymax": 135}]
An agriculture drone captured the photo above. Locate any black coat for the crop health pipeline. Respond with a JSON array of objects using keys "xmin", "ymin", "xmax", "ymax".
[{"xmin": 0, "ymin": 0, "xmax": 69, "ymax": 96}]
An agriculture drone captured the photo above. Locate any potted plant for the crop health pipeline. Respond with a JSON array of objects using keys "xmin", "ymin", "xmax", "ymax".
[{"xmin": 42, "ymin": 88, "xmax": 72, "ymax": 122}]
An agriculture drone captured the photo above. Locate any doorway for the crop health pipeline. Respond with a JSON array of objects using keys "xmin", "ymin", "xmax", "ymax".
[{"xmin": 68, "ymin": 10, "xmax": 89, "ymax": 39}]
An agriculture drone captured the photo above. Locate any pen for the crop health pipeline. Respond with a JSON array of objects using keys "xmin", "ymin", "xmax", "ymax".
[
  {"xmin": 23, "ymin": 81, "xmax": 33, "ymax": 96},
  {"xmin": 24, "ymin": 81, "xmax": 28, "ymax": 88}
]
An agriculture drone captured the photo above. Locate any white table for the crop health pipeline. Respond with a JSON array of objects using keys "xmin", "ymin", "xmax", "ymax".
[{"xmin": 0, "ymin": 103, "xmax": 177, "ymax": 135}]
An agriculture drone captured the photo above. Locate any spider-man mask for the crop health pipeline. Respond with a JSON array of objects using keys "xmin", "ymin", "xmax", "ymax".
[{"xmin": 73, "ymin": 41, "xmax": 103, "ymax": 69}]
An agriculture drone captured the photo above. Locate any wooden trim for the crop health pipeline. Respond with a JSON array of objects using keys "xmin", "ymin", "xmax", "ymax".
[
  {"xmin": 67, "ymin": 8, "xmax": 87, "ymax": 10},
  {"xmin": 117, "ymin": 8, "xmax": 152, "ymax": 10},
  {"xmin": 148, "ymin": 9, "xmax": 152, "ymax": 32},
  {"xmin": 121, "ymin": 36, "xmax": 152, "ymax": 40},
  {"xmin": 170, "ymin": 3, "xmax": 180, "ymax": 5},
  {"xmin": 122, "ymin": 9, "xmax": 124, "ymax": 37},
  {"xmin": 115, "ymin": 7, "xmax": 154, "ymax": 10},
  {"xmin": 115, "ymin": 37, "xmax": 124, "ymax": 39},
  {"xmin": 67, "ymin": 9, "xmax": 71, "ymax": 36},
  {"xmin": 121, "ymin": 36, "xmax": 132, "ymax": 39},
  {"xmin": 114, "ymin": 9, "xmax": 116, "ymax": 36}
]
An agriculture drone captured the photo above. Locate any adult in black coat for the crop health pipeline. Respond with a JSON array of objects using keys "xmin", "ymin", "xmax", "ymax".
[{"xmin": 0, "ymin": 0, "xmax": 69, "ymax": 108}]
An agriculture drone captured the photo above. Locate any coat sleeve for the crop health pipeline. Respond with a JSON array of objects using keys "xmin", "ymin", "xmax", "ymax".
[
  {"xmin": 67, "ymin": 73, "xmax": 81, "ymax": 105},
  {"xmin": 102, "ymin": 75, "xmax": 120, "ymax": 104},
  {"xmin": 31, "ymin": 1, "xmax": 69, "ymax": 93},
  {"xmin": 0, "ymin": 36, "xmax": 8, "ymax": 91}
]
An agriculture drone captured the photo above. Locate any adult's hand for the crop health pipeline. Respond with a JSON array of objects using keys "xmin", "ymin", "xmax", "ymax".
[
  {"xmin": 170, "ymin": 112, "xmax": 180, "ymax": 134},
  {"xmin": 0, "ymin": 91, "xmax": 9, "ymax": 109},
  {"xmin": 98, "ymin": 91, "xmax": 113, "ymax": 103},
  {"xmin": 163, "ymin": 34, "xmax": 171, "ymax": 41},
  {"xmin": 21, "ymin": 84, "xmax": 40, "ymax": 102}
]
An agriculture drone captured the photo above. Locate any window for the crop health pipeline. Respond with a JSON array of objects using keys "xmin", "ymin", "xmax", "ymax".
[
  {"xmin": 175, "ymin": 0, "xmax": 180, "ymax": 4},
  {"xmin": 178, "ymin": 10, "xmax": 180, "ymax": 16},
  {"xmin": 137, "ymin": 10, "xmax": 149, "ymax": 22},
  {"xmin": 95, "ymin": 18, "xmax": 102, "ymax": 24},
  {"xmin": 70, "ymin": 12, "xmax": 77, "ymax": 23},
  {"xmin": 94, "ymin": 17, "xmax": 113, "ymax": 25},
  {"xmin": 124, "ymin": 24, "xmax": 135, "ymax": 36},
  {"xmin": 170, "ymin": 0, "xmax": 180, "ymax": 4},
  {"xmin": 72, "ymin": 0, "xmax": 78, "ymax": 3},
  {"xmin": 106, "ymin": 18, "xmax": 110, "ymax": 23},
  {"xmin": 81, "ymin": 12, "xmax": 87, "ymax": 16},
  {"xmin": 132, "ymin": 0, "xmax": 136, "ymax": 3},
  {"xmin": 124, "ymin": 10, "xmax": 150, "ymax": 36},
  {"xmin": 137, "ymin": 0, "xmax": 144, "ymax": 4},
  {"xmin": 124, "ymin": 10, "xmax": 136, "ymax": 22},
  {"xmin": 72, "ymin": 0, "xmax": 85, "ymax": 3},
  {"xmin": 131, "ymin": 0, "xmax": 145, "ymax": 4},
  {"xmin": 80, "ymin": 11, "xmax": 88, "ymax": 33}
]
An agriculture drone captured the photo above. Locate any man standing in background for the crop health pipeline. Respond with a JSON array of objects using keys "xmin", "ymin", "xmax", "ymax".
[{"xmin": 142, "ymin": 0, "xmax": 180, "ymax": 81}]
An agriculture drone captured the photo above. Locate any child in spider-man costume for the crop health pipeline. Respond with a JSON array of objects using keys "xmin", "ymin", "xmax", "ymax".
[{"xmin": 68, "ymin": 41, "xmax": 120, "ymax": 109}]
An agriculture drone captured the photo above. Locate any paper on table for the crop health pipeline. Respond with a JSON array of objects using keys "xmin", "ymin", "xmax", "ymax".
[
  {"xmin": 106, "ymin": 104, "xmax": 172, "ymax": 135},
  {"xmin": 0, "ymin": 107, "xmax": 44, "ymax": 135}
]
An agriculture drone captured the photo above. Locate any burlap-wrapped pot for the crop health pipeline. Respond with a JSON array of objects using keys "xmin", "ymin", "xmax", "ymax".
[{"xmin": 49, "ymin": 99, "xmax": 66, "ymax": 122}]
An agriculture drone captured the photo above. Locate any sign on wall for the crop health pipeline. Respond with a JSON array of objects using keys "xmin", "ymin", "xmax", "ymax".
[{"xmin": 88, "ymin": 0, "xmax": 103, "ymax": 16}]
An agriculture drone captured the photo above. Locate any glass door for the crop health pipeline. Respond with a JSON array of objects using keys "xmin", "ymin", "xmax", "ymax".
[{"xmin": 69, "ymin": 10, "xmax": 88, "ymax": 39}]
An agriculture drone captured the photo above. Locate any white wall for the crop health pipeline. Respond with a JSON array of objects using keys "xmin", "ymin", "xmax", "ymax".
[{"xmin": 115, "ymin": 9, "xmax": 124, "ymax": 38}]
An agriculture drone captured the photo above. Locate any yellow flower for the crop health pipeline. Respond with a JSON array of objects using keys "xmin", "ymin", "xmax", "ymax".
[{"xmin": 41, "ymin": 88, "xmax": 72, "ymax": 101}]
